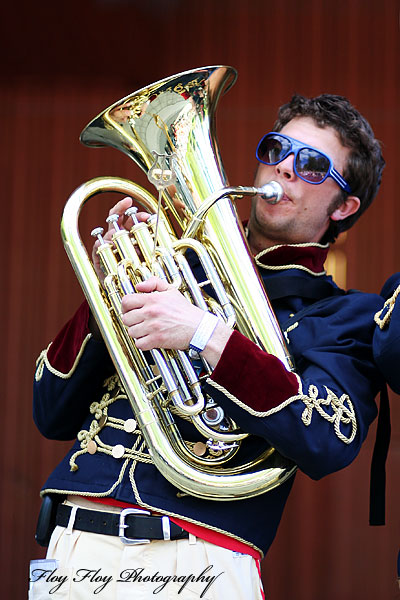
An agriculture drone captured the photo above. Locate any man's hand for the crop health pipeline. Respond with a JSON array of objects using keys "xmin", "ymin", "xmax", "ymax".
[
  {"xmin": 121, "ymin": 277, "xmax": 204, "ymax": 351},
  {"xmin": 91, "ymin": 199, "xmax": 233, "ymax": 367},
  {"xmin": 120, "ymin": 276, "xmax": 233, "ymax": 368}
]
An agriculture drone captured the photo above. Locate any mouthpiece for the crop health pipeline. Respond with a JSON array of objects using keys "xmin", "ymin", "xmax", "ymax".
[{"xmin": 258, "ymin": 181, "xmax": 283, "ymax": 204}]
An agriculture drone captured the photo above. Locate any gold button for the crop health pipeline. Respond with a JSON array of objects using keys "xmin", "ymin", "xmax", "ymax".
[
  {"xmin": 193, "ymin": 442, "xmax": 207, "ymax": 456},
  {"xmin": 112, "ymin": 444, "xmax": 125, "ymax": 459},
  {"xmin": 124, "ymin": 418, "xmax": 137, "ymax": 433},
  {"xmin": 87, "ymin": 440, "xmax": 97, "ymax": 455}
]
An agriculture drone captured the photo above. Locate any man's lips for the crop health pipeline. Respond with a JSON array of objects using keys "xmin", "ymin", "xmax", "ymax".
[
  {"xmin": 280, "ymin": 193, "xmax": 291, "ymax": 202},
  {"xmin": 261, "ymin": 190, "xmax": 291, "ymax": 203}
]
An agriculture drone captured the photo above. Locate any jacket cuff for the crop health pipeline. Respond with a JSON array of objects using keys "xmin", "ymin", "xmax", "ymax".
[
  {"xmin": 211, "ymin": 330, "xmax": 299, "ymax": 412},
  {"xmin": 46, "ymin": 301, "xmax": 91, "ymax": 373}
]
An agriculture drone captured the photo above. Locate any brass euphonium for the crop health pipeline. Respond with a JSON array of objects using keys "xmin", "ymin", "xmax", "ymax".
[{"xmin": 61, "ymin": 65, "xmax": 297, "ymax": 500}]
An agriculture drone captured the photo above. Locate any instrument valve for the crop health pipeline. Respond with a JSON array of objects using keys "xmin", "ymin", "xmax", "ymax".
[
  {"xmin": 125, "ymin": 206, "xmax": 140, "ymax": 226},
  {"xmin": 91, "ymin": 227, "xmax": 105, "ymax": 245},
  {"xmin": 106, "ymin": 213, "xmax": 122, "ymax": 231}
]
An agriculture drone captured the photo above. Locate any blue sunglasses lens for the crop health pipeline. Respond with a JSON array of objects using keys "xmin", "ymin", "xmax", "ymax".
[
  {"xmin": 258, "ymin": 135, "xmax": 289, "ymax": 164},
  {"xmin": 258, "ymin": 135, "xmax": 330, "ymax": 184},
  {"xmin": 296, "ymin": 147, "xmax": 330, "ymax": 183}
]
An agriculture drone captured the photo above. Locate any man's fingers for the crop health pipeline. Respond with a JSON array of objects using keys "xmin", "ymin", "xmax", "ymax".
[
  {"xmin": 136, "ymin": 211, "xmax": 152, "ymax": 223},
  {"xmin": 108, "ymin": 196, "xmax": 133, "ymax": 217},
  {"xmin": 106, "ymin": 196, "xmax": 133, "ymax": 232},
  {"xmin": 120, "ymin": 279, "xmax": 170, "ymax": 315},
  {"xmin": 135, "ymin": 277, "xmax": 170, "ymax": 293},
  {"xmin": 106, "ymin": 199, "xmax": 153, "ymax": 232}
]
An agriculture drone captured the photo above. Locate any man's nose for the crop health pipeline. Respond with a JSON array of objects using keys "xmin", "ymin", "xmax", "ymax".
[{"xmin": 275, "ymin": 153, "xmax": 295, "ymax": 180}]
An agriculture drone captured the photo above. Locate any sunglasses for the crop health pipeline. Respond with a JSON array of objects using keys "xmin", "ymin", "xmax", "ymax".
[{"xmin": 256, "ymin": 132, "xmax": 352, "ymax": 193}]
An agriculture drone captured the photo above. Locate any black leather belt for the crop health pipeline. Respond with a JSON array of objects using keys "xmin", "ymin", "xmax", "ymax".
[{"xmin": 56, "ymin": 504, "xmax": 189, "ymax": 545}]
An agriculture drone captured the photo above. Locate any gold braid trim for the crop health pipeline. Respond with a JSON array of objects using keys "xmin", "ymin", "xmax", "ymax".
[
  {"xmin": 69, "ymin": 425, "xmax": 151, "ymax": 471},
  {"xmin": 254, "ymin": 242, "xmax": 328, "ymax": 276},
  {"xmin": 206, "ymin": 375, "xmax": 302, "ymax": 417},
  {"xmin": 255, "ymin": 260, "xmax": 327, "ymax": 276},
  {"xmin": 69, "ymin": 374, "xmax": 152, "ymax": 472},
  {"xmin": 300, "ymin": 385, "xmax": 356, "ymax": 444},
  {"xmin": 283, "ymin": 321, "xmax": 299, "ymax": 344},
  {"xmin": 207, "ymin": 376, "xmax": 356, "ymax": 445},
  {"xmin": 255, "ymin": 240, "xmax": 329, "ymax": 255},
  {"xmin": 374, "ymin": 284, "xmax": 400, "ymax": 330},
  {"xmin": 34, "ymin": 334, "xmax": 92, "ymax": 382}
]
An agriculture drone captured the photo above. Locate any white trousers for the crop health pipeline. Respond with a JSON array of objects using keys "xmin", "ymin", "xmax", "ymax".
[{"xmin": 29, "ymin": 497, "xmax": 265, "ymax": 600}]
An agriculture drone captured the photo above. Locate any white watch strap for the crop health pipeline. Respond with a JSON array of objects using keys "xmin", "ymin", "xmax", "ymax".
[{"xmin": 189, "ymin": 312, "xmax": 219, "ymax": 353}]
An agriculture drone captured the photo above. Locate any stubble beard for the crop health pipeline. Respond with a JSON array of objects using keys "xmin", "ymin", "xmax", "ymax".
[
  {"xmin": 248, "ymin": 196, "xmax": 296, "ymax": 251},
  {"xmin": 248, "ymin": 189, "xmax": 345, "ymax": 251}
]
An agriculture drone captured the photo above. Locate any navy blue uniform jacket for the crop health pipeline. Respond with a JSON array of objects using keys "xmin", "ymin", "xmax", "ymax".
[{"xmin": 33, "ymin": 243, "xmax": 383, "ymax": 557}]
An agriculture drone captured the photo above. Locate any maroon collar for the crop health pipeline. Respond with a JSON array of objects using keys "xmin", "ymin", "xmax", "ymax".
[{"xmin": 254, "ymin": 243, "xmax": 329, "ymax": 274}]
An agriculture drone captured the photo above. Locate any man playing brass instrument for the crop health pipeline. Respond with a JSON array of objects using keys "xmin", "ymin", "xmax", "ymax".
[{"xmin": 32, "ymin": 93, "xmax": 385, "ymax": 599}]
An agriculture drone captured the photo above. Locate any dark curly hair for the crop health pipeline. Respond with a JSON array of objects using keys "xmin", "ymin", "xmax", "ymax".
[{"xmin": 273, "ymin": 94, "xmax": 385, "ymax": 243}]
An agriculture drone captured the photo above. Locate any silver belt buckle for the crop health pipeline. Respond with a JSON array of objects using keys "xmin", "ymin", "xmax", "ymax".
[{"xmin": 118, "ymin": 507, "xmax": 151, "ymax": 545}]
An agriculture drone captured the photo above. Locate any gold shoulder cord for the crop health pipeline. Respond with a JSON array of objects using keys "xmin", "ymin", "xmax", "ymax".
[{"xmin": 374, "ymin": 284, "xmax": 400, "ymax": 330}]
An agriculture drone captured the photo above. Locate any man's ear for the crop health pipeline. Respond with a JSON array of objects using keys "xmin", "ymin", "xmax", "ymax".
[{"xmin": 330, "ymin": 195, "xmax": 361, "ymax": 222}]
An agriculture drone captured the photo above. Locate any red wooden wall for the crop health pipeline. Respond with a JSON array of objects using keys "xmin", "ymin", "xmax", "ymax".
[{"xmin": 1, "ymin": 1, "xmax": 399, "ymax": 598}]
